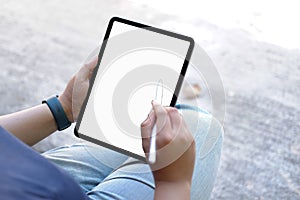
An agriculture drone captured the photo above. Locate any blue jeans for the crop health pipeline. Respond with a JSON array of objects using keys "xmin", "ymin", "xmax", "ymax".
[{"xmin": 43, "ymin": 105, "xmax": 224, "ymax": 200}]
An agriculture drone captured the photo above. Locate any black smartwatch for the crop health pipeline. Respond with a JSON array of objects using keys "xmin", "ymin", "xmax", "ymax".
[{"xmin": 42, "ymin": 96, "xmax": 71, "ymax": 131}]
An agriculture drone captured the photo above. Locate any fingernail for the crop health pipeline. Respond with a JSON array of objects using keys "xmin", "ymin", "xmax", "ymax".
[
  {"xmin": 151, "ymin": 100, "xmax": 159, "ymax": 106},
  {"xmin": 141, "ymin": 112, "xmax": 152, "ymax": 126},
  {"xmin": 141, "ymin": 117, "xmax": 149, "ymax": 126}
]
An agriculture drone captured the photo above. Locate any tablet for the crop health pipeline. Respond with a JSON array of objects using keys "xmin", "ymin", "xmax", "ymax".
[{"xmin": 75, "ymin": 17, "xmax": 194, "ymax": 162}]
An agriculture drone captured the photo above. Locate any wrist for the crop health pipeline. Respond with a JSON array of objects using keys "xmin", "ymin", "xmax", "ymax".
[
  {"xmin": 42, "ymin": 96, "xmax": 72, "ymax": 131},
  {"xmin": 58, "ymin": 96, "xmax": 73, "ymax": 123}
]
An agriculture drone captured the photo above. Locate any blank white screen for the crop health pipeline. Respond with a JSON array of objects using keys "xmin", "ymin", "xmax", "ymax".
[{"xmin": 78, "ymin": 21, "xmax": 190, "ymax": 157}]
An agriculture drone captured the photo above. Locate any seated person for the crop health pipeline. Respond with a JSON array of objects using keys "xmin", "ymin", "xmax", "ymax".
[{"xmin": 0, "ymin": 57, "xmax": 223, "ymax": 200}]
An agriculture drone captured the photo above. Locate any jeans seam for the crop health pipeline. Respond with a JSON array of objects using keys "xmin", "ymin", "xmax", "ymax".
[{"xmin": 102, "ymin": 176, "xmax": 155, "ymax": 190}]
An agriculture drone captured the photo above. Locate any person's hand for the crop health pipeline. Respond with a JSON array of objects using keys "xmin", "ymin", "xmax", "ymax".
[
  {"xmin": 59, "ymin": 57, "xmax": 98, "ymax": 122},
  {"xmin": 141, "ymin": 101, "xmax": 195, "ymax": 186}
]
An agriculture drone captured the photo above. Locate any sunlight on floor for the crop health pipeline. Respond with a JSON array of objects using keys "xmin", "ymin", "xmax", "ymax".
[{"xmin": 131, "ymin": 0, "xmax": 300, "ymax": 49}]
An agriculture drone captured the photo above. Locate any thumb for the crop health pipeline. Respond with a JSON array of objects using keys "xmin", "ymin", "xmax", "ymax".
[{"xmin": 78, "ymin": 56, "xmax": 98, "ymax": 81}]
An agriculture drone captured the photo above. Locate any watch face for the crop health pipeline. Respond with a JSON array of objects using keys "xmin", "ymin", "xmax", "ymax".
[{"xmin": 45, "ymin": 97, "xmax": 71, "ymax": 131}]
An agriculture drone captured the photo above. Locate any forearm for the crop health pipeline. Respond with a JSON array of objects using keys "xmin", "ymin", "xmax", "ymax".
[
  {"xmin": 154, "ymin": 181, "xmax": 191, "ymax": 200},
  {"xmin": 0, "ymin": 104, "xmax": 57, "ymax": 146}
]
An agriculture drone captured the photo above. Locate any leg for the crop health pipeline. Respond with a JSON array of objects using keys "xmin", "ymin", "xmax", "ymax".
[
  {"xmin": 44, "ymin": 104, "xmax": 223, "ymax": 200},
  {"xmin": 42, "ymin": 143, "xmax": 129, "ymax": 193},
  {"xmin": 87, "ymin": 158, "xmax": 154, "ymax": 200},
  {"xmin": 86, "ymin": 105, "xmax": 223, "ymax": 200}
]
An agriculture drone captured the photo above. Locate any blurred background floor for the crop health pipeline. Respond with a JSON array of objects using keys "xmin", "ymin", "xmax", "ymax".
[{"xmin": 0, "ymin": 0, "xmax": 299, "ymax": 199}]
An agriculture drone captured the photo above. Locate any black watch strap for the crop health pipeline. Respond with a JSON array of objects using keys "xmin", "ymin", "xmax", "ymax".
[{"xmin": 42, "ymin": 96, "xmax": 71, "ymax": 131}]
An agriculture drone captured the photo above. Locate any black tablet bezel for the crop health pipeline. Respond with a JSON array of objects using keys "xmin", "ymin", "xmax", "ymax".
[{"xmin": 74, "ymin": 17, "xmax": 194, "ymax": 162}]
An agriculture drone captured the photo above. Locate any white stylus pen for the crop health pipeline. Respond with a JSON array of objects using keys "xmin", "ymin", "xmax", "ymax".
[{"xmin": 148, "ymin": 80, "xmax": 163, "ymax": 164}]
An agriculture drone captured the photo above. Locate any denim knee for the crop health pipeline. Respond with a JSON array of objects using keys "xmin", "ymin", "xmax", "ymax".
[{"xmin": 176, "ymin": 104, "xmax": 224, "ymax": 200}]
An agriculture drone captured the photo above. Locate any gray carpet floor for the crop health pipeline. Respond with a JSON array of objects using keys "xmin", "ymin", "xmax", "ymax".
[{"xmin": 0, "ymin": 0, "xmax": 299, "ymax": 199}]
